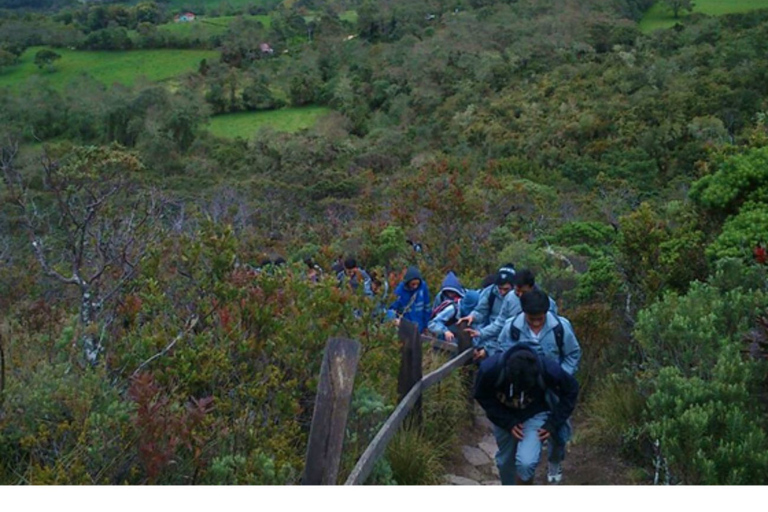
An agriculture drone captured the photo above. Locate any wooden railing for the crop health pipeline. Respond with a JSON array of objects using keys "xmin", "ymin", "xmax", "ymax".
[{"xmin": 301, "ymin": 320, "xmax": 474, "ymax": 485}]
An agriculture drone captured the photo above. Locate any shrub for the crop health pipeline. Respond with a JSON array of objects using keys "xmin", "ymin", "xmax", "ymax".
[{"xmin": 646, "ymin": 348, "xmax": 768, "ymax": 485}]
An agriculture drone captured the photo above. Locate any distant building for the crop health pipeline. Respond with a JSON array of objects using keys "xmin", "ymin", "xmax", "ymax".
[
  {"xmin": 174, "ymin": 12, "xmax": 196, "ymax": 23},
  {"xmin": 259, "ymin": 43, "xmax": 274, "ymax": 55}
]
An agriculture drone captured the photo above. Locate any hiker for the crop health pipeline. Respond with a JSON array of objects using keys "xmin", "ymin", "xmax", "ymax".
[
  {"xmin": 387, "ymin": 266, "xmax": 431, "ymax": 333},
  {"xmin": 491, "ymin": 289, "xmax": 582, "ymax": 484},
  {"xmin": 754, "ymin": 241, "xmax": 767, "ymax": 265},
  {"xmin": 432, "ymin": 271, "xmax": 465, "ymax": 309},
  {"xmin": 369, "ymin": 269, "xmax": 391, "ymax": 316},
  {"xmin": 330, "ymin": 255, "xmax": 345, "ymax": 275},
  {"xmin": 304, "ymin": 257, "xmax": 322, "ymax": 283},
  {"xmin": 467, "ymin": 269, "xmax": 557, "ymax": 359},
  {"xmin": 474, "ymin": 345, "xmax": 579, "ymax": 485},
  {"xmin": 337, "ymin": 257, "xmax": 374, "ymax": 297},
  {"xmin": 428, "ymin": 289, "xmax": 479, "ymax": 343},
  {"xmin": 459, "ymin": 264, "xmax": 516, "ymax": 360}
]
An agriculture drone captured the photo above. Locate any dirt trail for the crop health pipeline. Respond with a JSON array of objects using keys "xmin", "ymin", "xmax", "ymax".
[{"xmin": 443, "ymin": 405, "xmax": 638, "ymax": 485}]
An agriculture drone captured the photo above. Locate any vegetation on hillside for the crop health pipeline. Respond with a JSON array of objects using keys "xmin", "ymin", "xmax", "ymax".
[{"xmin": 2, "ymin": 0, "xmax": 768, "ymax": 485}]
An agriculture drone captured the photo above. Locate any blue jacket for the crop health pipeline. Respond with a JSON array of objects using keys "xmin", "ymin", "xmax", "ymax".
[
  {"xmin": 388, "ymin": 267, "xmax": 431, "ymax": 332},
  {"xmin": 492, "ymin": 311, "xmax": 582, "ymax": 375},
  {"xmin": 476, "ymin": 287, "xmax": 558, "ymax": 346},
  {"xmin": 427, "ymin": 290, "xmax": 479, "ymax": 337},
  {"xmin": 470, "ymin": 284, "xmax": 506, "ymax": 329},
  {"xmin": 432, "ymin": 271, "xmax": 465, "ymax": 309},
  {"xmin": 474, "ymin": 345, "xmax": 579, "ymax": 432}
]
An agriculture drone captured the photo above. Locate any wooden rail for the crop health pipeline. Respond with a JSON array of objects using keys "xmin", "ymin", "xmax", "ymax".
[
  {"xmin": 344, "ymin": 319, "xmax": 474, "ymax": 485},
  {"xmin": 302, "ymin": 321, "xmax": 475, "ymax": 485}
]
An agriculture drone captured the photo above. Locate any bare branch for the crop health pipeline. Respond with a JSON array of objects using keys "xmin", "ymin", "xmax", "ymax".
[{"xmin": 131, "ymin": 316, "xmax": 199, "ymax": 377}]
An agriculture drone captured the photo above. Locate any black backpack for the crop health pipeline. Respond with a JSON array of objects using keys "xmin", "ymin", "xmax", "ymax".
[{"xmin": 508, "ymin": 314, "xmax": 565, "ymax": 361}]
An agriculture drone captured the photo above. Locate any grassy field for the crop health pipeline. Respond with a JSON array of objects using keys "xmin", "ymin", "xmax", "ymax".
[
  {"xmin": 208, "ymin": 106, "xmax": 331, "ymax": 138},
  {"xmin": 164, "ymin": 0, "xmax": 274, "ymax": 11},
  {"xmin": 639, "ymin": 0, "xmax": 768, "ymax": 32},
  {"xmin": 157, "ymin": 14, "xmax": 273, "ymax": 37},
  {"xmin": 0, "ymin": 47, "xmax": 218, "ymax": 92}
]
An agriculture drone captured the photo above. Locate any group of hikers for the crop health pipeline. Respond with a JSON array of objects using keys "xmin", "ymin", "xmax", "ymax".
[{"xmin": 334, "ymin": 256, "xmax": 582, "ymax": 486}]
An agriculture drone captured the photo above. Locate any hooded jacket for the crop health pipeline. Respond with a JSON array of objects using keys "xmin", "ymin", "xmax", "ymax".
[
  {"xmin": 427, "ymin": 290, "xmax": 479, "ymax": 337},
  {"xmin": 388, "ymin": 267, "xmax": 431, "ymax": 332},
  {"xmin": 432, "ymin": 271, "xmax": 466, "ymax": 309},
  {"xmin": 474, "ymin": 345, "xmax": 578, "ymax": 433},
  {"xmin": 492, "ymin": 311, "xmax": 582, "ymax": 375}
]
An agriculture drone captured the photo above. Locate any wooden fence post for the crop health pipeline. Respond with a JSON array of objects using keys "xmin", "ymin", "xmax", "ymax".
[
  {"xmin": 302, "ymin": 337, "xmax": 361, "ymax": 485},
  {"xmin": 397, "ymin": 319, "xmax": 422, "ymax": 426}
]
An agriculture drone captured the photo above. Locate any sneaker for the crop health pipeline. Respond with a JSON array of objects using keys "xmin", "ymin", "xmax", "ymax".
[{"xmin": 547, "ymin": 462, "xmax": 563, "ymax": 484}]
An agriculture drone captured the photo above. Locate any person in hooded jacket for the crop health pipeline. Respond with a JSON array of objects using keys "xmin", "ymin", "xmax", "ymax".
[
  {"xmin": 387, "ymin": 267, "xmax": 431, "ymax": 333},
  {"xmin": 428, "ymin": 290, "xmax": 479, "ymax": 343},
  {"xmin": 474, "ymin": 345, "xmax": 579, "ymax": 485},
  {"xmin": 431, "ymin": 271, "xmax": 465, "ymax": 309}
]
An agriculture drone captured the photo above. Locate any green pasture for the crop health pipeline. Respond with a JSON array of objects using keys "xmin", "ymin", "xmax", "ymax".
[
  {"xmin": 157, "ymin": 14, "xmax": 272, "ymax": 37},
  {"xmin": 163, "ymin": 0, "xmax": 273, "ymax": 11},
  {"xmin": 339, "ymin": 10, "xmax": 358, "ymax": 24},
  {"xmin": 639, "ymin": 0, "xmax": 768, "ymax": 32},
  {"xmin": 208, "ymin": 106, "xmax": 331, "ymax": 138},
  {"xmin": 0, "ymin": 47, "xmax": 218, "ymax": 92}
]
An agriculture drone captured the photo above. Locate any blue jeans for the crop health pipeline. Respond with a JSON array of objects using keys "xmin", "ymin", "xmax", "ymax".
[{"xmin": 492, "ymin": 411, "xmax": 549, "ymax": 485}]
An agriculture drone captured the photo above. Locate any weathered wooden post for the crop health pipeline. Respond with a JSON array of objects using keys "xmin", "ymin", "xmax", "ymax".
[
  {"xmin": 302, "ymin": 337, "xmax": 361, "ymax": 485},
  {"xmin": 397, "ymin": 319, "xmax": 422, "ymax": 426}
]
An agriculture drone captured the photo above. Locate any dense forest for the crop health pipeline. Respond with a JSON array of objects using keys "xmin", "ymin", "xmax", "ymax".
[{"xmin": 1, "ymin": 0, "xmax": 768, "ymax": 485}]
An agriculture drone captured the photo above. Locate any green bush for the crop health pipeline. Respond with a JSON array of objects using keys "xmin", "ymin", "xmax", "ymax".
[
  {"xmin": 647, "ymin": 348, "xmax": 768, "ymax": 485},
  {"xmin": 634, "ymin": 281, "xmax": 766, "ymax": 378}
]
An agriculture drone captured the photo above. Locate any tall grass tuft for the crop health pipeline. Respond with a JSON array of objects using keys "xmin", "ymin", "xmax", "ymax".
[{"xmin": 386, "ymin": 424, "xmax": 446, "ymax": 485}]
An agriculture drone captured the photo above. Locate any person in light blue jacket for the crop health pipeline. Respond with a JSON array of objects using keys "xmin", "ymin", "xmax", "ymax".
[
  {"xmin": 428, "ymin": 290, "xmax": 479, "ymax": 343},
  {"xmin": 491, "ymin": 289, "xmax": 582, "ymax": 484},
  {"xmin": 468, "ymin": 269, "xmax": 557, "ymax": 358},
  {"xmin": 431, "ymin": 271, "xmax": 465, "ymax": 309},
  {"xmin": 462, "ymin": 264, "xmax": 516, "ymax": 329},
  {"xmin": 387, "ymin": 266, "xmax": 431, "ymax": 333}
]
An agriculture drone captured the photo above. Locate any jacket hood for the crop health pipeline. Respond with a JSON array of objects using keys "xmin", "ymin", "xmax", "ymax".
[
  {"xmin": 439, "ymin": 271, "xmax": 465, "ymax": 297},
  {"xmin": 403, "ymin": 266, "xmax": 423, "ymax": 284}
]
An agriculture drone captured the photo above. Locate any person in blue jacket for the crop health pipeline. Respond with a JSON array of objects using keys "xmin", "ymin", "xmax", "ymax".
[
  {"xmin": 468, "ymin": 269, "xmax": 557, "ymax": 357},
  {"xmin": 387, "ymin": 266, "xmax": 431, "ymax": 333},
  {"xmin": 427, "ymin": 290, "xmax": 479, "ymax": 343},
  {"xmin": 432, "ymin": 271, "xmax": 465, "ymax": 309},
  {"xmin": 474, "ymin": 345, "xmax": 579, "ymax": 485},
  {"xmin": 459, "ymin": 264, "xmax": 516, "ymax": 359},
  {"xmin": 491, "ymin": 289, "xmax": 582, "ymax": 484}
]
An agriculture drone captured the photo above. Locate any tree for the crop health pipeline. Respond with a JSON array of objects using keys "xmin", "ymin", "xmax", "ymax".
[
  {"xmin": 664, "ymin": 0, "xmax": 694, "ymax": 19},
  {"xmin": 0, "ymin": 49, "xmax": 17, "ymax": 72},
  {"xmin": 34, "ymin": 49, "xmax": 61, "ymax": 71},
  {"xmin": 1, "ymin": 140, "xmax": 161, "ymax": 365}
]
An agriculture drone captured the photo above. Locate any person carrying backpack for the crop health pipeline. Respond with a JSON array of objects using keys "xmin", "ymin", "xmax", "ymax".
[
  {"xmin": 387, "ymin": 266, "xmax": 431, "ymax": 333},
  {"xmin": 428, "ymin": 289, "xmax": 479, "ymax": 343},
  {"xmin": 474, "ymin": 345, "xmax": 579, "ymax": 485},
  {"xmin": 468, "ymin": 269, "xmax": 557, "ymax": 360},
  {"xmin": 491, "ymin": 289, "xmax": 582, "ymax": 484},
  {"xmin": 431, "ymin": 271, "xmax": 465, "ymax": 309},
  {"xmin": 459, "ymin": 264, "xmax": 516, "ymax": 359}
]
